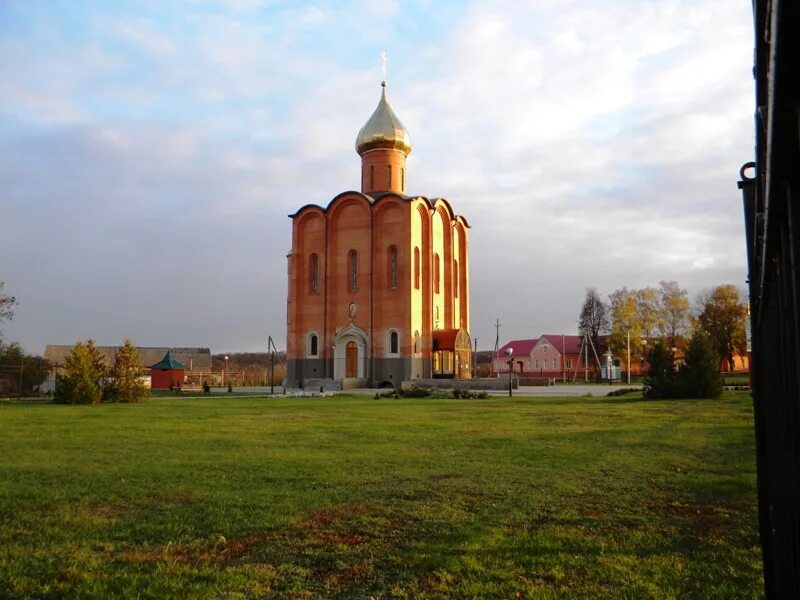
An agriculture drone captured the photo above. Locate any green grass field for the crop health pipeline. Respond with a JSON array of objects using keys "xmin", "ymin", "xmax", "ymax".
[{"xmin": 0, "ymin": 392, "xmax": 762, "ymax": 599}]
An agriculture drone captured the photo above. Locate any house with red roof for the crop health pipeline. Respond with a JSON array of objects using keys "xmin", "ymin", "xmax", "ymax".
[{"xmin": 491, "ymin": 334, "xmax": 610, "ymax": 379}]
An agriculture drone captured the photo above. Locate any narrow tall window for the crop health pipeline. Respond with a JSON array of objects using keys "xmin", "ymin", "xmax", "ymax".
[
  {"xmin": 309, "ymin": 334, "xmax": 318, "ymax": 356},
  {"xmin": 387, "ymin": 165, "xmax": 392, "ymax": 188},
  {"xmin": 370, "ymin": 165, "xmax": 374, "ymax": 189},
  {"xmin": 390, "ymin": 331, "xmax": 399, "ymax": 354},
  {"xmin": 309, "ymin": 253, "xmax": 319, "ymax": 294},
  {"xmin": 454, "ymin": 259, "xmax": 459, "ymax": 298},
  {"xmin": 401, "ymin": 168, "xmax": 405, "ymax": 190},
  {"xmin": 414, "ymin": 331, "xmax": 420, "ymax": 353},
  {"xmin": 389, "ymin": 246, "xmax": 398, "ymax": 289},
  {"xmin": 434, "ymin": 253, "xmax": 440, "ymax": 294},
  {"xmin": 348, "ymin": 250, "xmax": 358, "ymax": 292},
  {"xmin": 414, "ymin": 247, "xmax": 420, "ymax": 289}
]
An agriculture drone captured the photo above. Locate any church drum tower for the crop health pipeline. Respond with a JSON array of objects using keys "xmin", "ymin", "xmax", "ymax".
[{"xmin": 285, "ymin": 81, "xmax": 471, "ymax": 388}]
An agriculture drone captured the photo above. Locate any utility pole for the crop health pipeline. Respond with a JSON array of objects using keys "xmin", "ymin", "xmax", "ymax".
[
  {"xmin": 492, "ymin": 318, "xmax": 500, "ymax": 376},
  {"xmin": 267, "ymin": 336, "xmax": 275, "ymax": 394},
  {"xmin": 627, "ymin": 331, "xmax": 631, "ymax": 385}
]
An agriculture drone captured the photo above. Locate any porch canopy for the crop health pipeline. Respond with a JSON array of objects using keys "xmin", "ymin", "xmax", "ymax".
[{"xmin": 432, "ymin": 329, "xmax": 472, "ymax": 379}]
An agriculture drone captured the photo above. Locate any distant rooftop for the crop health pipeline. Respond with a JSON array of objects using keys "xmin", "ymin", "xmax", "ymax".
[{"xmin": 44, "ymin": 345, "xmax": 211, "ymax": 370}]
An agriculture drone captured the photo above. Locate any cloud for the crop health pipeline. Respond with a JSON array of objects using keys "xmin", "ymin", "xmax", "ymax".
[{"xmin": 0, "ymin": 0, "xmax": 754, "ymax": 353}]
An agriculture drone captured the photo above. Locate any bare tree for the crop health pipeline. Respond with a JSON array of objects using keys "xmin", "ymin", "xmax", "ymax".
[
  {"xmin": 0, "ymin": 282, "xmax": 17, "ymax": 338},
  {"xmin": 578, "ymin": 287, "xmax": 610, "ymax": 349}
]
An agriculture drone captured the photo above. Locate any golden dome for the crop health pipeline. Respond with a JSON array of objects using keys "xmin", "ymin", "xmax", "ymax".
[{"xmin": 355, "ymin": 82, "xmax": 412, "ymax": 156}]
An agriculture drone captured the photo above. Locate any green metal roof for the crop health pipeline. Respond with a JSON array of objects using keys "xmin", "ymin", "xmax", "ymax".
[{"xmin": 150, "ymin": 350, "xmax": 185, "ymax": 370}]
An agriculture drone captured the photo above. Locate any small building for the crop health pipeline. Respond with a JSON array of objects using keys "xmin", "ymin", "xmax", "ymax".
[
  {"xmin": 150, "ymin": 351, "xmax": 186, "ymax": 390},
  {"xmin": 492, "ymin": 335, "xmax": 609, "ymax": 379}
]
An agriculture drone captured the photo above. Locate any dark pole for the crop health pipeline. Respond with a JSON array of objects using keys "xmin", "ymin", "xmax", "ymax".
[
  {"xmin": 268, "ymin": 336, "xmax": 275, "ymax": 394},
  {"xmin": 508, "ymin": 359, "xmax": 513, "ymax": 397},
  {"xmin": 473, "ymin": 337, "xmax": 477, "ymax": 378}
]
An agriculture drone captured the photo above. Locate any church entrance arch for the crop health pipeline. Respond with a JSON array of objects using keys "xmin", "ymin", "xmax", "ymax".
[
  {"xmin": 333, "ymin": 323, "xmax": 369, "ymax": 380},
  {"xmin": 346, "ymin": 342, "xmax": 358, "ymax": 377}
]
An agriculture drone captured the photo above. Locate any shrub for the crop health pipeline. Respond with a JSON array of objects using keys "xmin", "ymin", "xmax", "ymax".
[
  {"xmin": 642, "ymin": 332, "xmax": 723, "ymax": 399},
  {"xmin": 643, "ymin": 343, "xmax": 680, "ymax": 399},
  {"xmin": 53, "ymin": 341, "xmax": 105, "ymax": 404},
  {"xmin": 452, "ymin": 388, "xmax": 490, "ymax": 399},
  {"xmin": 679, "ymin": 330, "xmax": 723, "ymax": 399},
  {"xmin": 103, "ymin": 340, "xmax": 149, "ymax": 403},
  {"xmin": 606, "ymin": 387, "xmax": 639, "ymax": 397},
  {"xmin": 399, "ymin": 385, "xmax": 431, "ymax": 398}
]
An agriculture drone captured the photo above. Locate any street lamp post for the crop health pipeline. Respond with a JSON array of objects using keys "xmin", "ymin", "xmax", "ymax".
[
  {"xmin": 505, "ymin": 347, "xmax": 514, "ymax": 397},
  {"xmin": 224, "ymin": 355, "xmax": 229, "ymax": 387},
  {"xmin": 626, "ymin": 331, "xmax": 631, "ymax": 384},
  {"xmin": 640, "ymin": 339, "xmax": 648, "ymax": 377}
]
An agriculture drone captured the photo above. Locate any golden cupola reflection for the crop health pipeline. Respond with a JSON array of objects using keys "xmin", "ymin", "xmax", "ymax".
[{"xmin": 355, "ymin": 81, "xmax": 412, "ymax": 156}]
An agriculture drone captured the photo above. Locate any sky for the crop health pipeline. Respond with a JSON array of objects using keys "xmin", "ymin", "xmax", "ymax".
[{"xmin": 1, "ymin": 0, "xmax": 754, "ymax": 355}]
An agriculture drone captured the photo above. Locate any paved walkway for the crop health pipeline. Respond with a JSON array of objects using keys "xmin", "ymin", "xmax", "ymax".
[{"xmin": 203, "ymin": 384, "xmax": 641, "ymax": 398}]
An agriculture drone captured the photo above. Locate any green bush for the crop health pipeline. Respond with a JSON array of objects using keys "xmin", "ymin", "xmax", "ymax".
[
  {"xmin": 643, "ymin": 331, "xmax": 723, "ymax": 399},
  {"xmin": 679, "ymin": 330, "xmax": 723, "ymax": 399},
  {"xmin": 606, "ymin": 387, "xmax": 639, "ymax": 397},
  {"xmin": 399, "ymin": 385, "xmax": 430, "ymax": 398},
  {"xmin": 643, "ymin": 343, "xmax": 680, "ymax": 399},
  {"xmin": 53, "ymin": 341, "xmax": 105, "ymax": 404}
]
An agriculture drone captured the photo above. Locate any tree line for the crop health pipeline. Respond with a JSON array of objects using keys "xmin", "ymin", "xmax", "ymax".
[
  {"xmin": 54, "ymin": 339, "xmax": 149, "ymax": 404},
  {"xmin": 578, "ymin": 281, "xmax": 748, "ymax": 371},
  {"xmin": 0, "ymin": 282, "xmax": 51, "ymax": 396}
]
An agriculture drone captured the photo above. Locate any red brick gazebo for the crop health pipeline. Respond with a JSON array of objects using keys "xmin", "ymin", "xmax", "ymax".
[{"xmin": 150, "ymin": 351, "xmax": 186, "ymax": 390}]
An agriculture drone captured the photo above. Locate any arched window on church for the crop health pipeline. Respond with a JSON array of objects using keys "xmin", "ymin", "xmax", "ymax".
[
  {"xmin": 401, "ymin": 168, "xmax": 405, "ymax": 191},
  {"xmin": 309, "ymin": 253, "xmax": 319, "ymax": 294},
  {"xmin": 434, "ymin": 253, "xmax": 440, "ymax": 294},
  {"xmin": 414, "ymin": 330, "xmax": 420, "ymax": 354},
  {"xmin": 388, "ymin": 246, "xmax": 398, "ymax": 289},
  {"xmin": 387, "ymin": 165, "xmax": 392, "ymax": 189},
  {"xmin": 390, "ymin": 331, "xmax": 399, "ymax": 354},
  {"xmin": 308, "ymin": 332, "xmax": 318, "ymax": 357},
  {"xmin": 348, "ymin": 249, "xmax": 358, "ymax": 292},
  {"xmin": 370, "ymin": 165, "xmax": 374, "ymax": 189},
  {"xmin": 453, "ymin": 259, "xmax": 458, "ymax": 298},
  {"xmin": 414, "ymin": 247, "xmax": 420, "ymax": 289}
]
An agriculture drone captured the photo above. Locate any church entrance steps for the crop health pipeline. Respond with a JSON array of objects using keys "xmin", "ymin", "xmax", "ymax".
[{"xmin": 342, "ymin": 378, "xmax": 368, "ymax": 390}]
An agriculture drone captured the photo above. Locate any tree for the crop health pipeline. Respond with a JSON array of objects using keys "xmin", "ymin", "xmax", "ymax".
[
  {"xmin": 0, "ymin": 282, "xmax": 17, "ymax": 339},
  {"xmin": 696, "ymin": 285, "xmax": 748, "ymax": 371},
  {"xmin": 658, "ymin": 280, "xmax": 691, "ymax": 343},
  {"xmin": 679, "ymin": 329, "xmax": 723, "ymax": 399},
  {"xmin": 643, "ymin": 342, "xmax": 679, "ymax": 399},
  {"xmin": 608, "ymin": 287, "xmax": 641, "ymax": 363},
  {"xmin": 0, "ymin": 342, "xmax": 50, "ymax": 394},
  {"xmin": 578, "ymin": 287, "xmax": 610, "ymax": 349},
  {"xmin": 54, "ymin": 341, "xmax": 106, "ymax": 404},
  {"xmin": 642, "ymin": 332, "xmax": 722, "ymax": 399},
  {"xmin": 104, "ymin": 340, "xmax": 149, "ymax": 403},
  {"xmin": 635, "ymin": 286, "xmax": 663, "ymax": 338}
]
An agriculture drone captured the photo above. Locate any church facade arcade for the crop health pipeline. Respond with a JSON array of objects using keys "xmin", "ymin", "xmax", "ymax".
[{"xmin": 285, "ymin": 82, "xmax": 471, "ymax": 388}]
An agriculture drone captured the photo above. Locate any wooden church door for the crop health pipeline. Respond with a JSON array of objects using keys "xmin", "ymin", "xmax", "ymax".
[{"xmin": 345, "ymin": 342, "xmax": 358, "ymax": 378}]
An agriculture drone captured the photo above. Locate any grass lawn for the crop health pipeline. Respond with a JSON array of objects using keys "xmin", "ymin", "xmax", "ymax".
[{"xmin": 0, "ymin": 392, "xmax": 762, "ymax": 599}]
